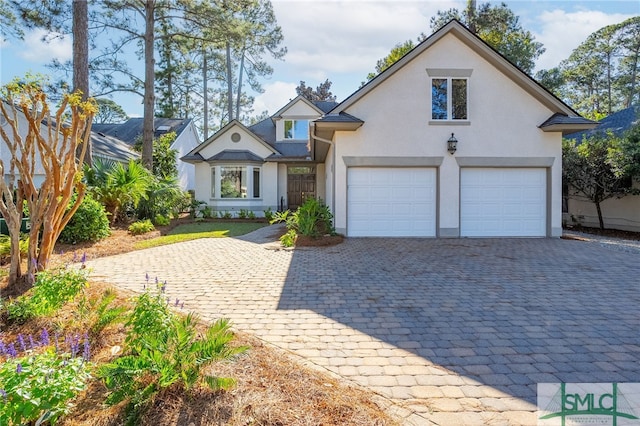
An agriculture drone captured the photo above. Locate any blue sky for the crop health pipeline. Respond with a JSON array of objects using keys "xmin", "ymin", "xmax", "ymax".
[{"xmin": 1, "ymin": 1, "xmax": 638, "ymax": 119}]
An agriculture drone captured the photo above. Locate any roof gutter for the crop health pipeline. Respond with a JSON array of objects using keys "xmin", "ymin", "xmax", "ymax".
[{"xmin": 310, "ymin": 122, "xmax": 336, "ymax": 219}]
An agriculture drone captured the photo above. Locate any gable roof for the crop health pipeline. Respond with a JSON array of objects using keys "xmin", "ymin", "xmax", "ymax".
[
  {"xmin": 565, "ymin": 105, "xmax": 639, "ymax": 141},
  {"xmin": 182, "ymin": 119, "xmax": 277, "ymax": 163},
  {"xmin": 271, "ymin": 95, "xmax": 328, "ymax": 119},
  {"xmin": 93, "ymin": 117, "xmax": 194, "ymax": 146},
  {"xmin": 329, "ymin": 19, "xmax": 596, "ymax": 134},
  {"xmin": 184, "ymin": 99, "xmax": 338, "ymax": 163}
]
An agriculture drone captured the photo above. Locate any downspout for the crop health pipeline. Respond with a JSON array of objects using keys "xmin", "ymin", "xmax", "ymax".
[{"xmin": 310, "ymin": 122, "xmax": 336, "ymax": 218}]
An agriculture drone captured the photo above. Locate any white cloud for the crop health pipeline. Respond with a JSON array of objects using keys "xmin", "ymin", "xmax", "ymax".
[
  {"xmin": 272, "ymin": 1, "xmax": 458, "ymax": 77},
  {"xmin": 19, "ymin": 29, "xmax": 72, "ymax": 64},
  {"xmin": 534, "ymin": 9, "xmax": 634, "ymax": 70},
  {"xmin": 252, "ymin": 81, "xmax": 299, "ymax": 115}
]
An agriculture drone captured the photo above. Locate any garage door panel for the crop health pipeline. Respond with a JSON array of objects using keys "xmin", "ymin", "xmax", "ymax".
[
  {"xmin": 348, "ymin": 167, "xmax": 436, "ymax": 237},
  {"xmin": 461, "ymin": 168, "xmax": 546, "ymax": 237}
]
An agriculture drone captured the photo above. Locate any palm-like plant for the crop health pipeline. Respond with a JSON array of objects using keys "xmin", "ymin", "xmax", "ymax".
[
  {"xmin": 135, "ymin": 175, "xmax": 188, "ymax": 221},
  {"xmin": 86, "ymin": 159, "xmax": 153, "ymax": 224}
]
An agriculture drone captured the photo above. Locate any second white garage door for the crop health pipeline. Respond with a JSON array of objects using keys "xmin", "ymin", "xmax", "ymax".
[
  {"xmin": 460, "ymin": 168, "xmax": 546, "ymax": 237},
  {"xmin": 347, "ymin": 167, "xmax": 436, "ymax": 237}
]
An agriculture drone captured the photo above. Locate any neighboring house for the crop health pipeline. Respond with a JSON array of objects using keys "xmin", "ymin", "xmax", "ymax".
[
  {"xmin": 184, "ymin": 20, "xmax": 596, "ymax": 238},
  {"xmin": 0, "ymin": 104, "xmax": 47, "ymax": 187},
  {"xmin": 564, "ymin": 105, "xmax": 640, "ymax": 232},
  {"xmin": 91, "ymin": 130, "xmax": 140, "ymax": 164},
  {"xmin": 93, "ymin": 118, "xmax": 200, "ymax": 190}
]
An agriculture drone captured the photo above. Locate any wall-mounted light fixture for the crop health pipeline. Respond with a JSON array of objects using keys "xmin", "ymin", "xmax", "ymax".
[{"xmin": 447, "ymin": 133, "xmax": 458, "ymax": 155}]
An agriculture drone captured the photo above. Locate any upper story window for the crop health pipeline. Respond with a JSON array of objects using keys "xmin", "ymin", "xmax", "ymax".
[
  {"xmin": 284, "ymin": 119, "xmax": 308, "ymax": 140},
  {"xmin": 426, "ymin": 69, "xmax": 472, "ymax": 123},
  {"xmin": 431, "ymin": 77, "xmax": 468, "ymax": 120}
]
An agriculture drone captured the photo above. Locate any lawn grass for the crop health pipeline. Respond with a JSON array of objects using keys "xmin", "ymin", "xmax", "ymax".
[{"xmin": 134, "ymin": 221, "xmax": 267, "ymax": 250}]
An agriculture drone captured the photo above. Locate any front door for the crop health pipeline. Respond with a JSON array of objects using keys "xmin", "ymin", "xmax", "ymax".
[{"xmin": 287, "ymin": 166, "xmax": 316, "ymax": 210}]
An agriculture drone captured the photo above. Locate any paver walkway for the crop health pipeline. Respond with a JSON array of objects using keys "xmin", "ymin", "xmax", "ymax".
[{"xmin": 84, "ymin": 225, "xmax": 640, "ymax": 425}]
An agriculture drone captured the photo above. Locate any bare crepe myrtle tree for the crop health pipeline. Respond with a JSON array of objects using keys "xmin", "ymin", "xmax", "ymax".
[{"xmin": 0, "ymin": 77, "xmax": 96, "ymax": 287}]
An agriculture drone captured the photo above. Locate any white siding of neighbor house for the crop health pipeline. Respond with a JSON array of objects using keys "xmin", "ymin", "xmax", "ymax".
[
  {"xmin": 332, "ymin": 32, "xmax": 563, "ymax": 237},
  {"xmin": 172, "ymin": 122, "xmax": 200, "ymax": 191},
  {"xmin": 1, "ymin": 111, "xmax": 47, "ymax": 187}
]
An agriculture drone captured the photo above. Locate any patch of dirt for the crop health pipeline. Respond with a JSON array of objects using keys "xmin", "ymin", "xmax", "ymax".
[{"xmin": 295, "ymin": 234, "xmax": 345, "ymax": 247}]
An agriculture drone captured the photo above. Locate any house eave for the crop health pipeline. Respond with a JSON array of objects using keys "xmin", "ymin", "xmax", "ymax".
[
  {"xmin": 540, "ymin": 123, "xmax": 599, "ymax": 135},
  {"xmin": 315, "ymin": 121, "xmax": 364, "ymax": 132}
]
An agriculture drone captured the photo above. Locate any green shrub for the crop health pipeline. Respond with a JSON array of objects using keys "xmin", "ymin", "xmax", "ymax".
[
  {"xmin": 294, "ymin": 198, "xmax": 333, "ymax": 237},
  {"xmin": 0, "ymin": 234, "xmax": 28, "ymax": 259},
  {"xmin": 238, "ymin": 209, "xmax": 249, "ymax": 219},
  {"xmin": 272, "ymin": 199, "xmax": 334, "ymax": 246},
  {"xmin": 0, "ymin": 351, "xmax": 91, "ymax": 426},
  {"xmin": 7, "ymin": 268, "xmax": 88, "ymax": 323},
  {"xmin": 99, "ymin": 289, "xmax": 247, "ymax": 425},
  {"xmin": 269, "ymin": 209, "xmax": 290, "ymax": 224},
  {"xmin": 128, "ymin": 219, "xmax": 155, "ymax": 235},
  {"xmin": 189, "ymin": 199, "xmax": 206, "ymax": 219},
  {"xmin": 201, "ymin": 206, "xmax": 214, "ymax": 219},
  {"xmin": 280, "ymin": 229, "xmax": 297, "ymax": 247},
  {"xmin": 153, "ymin": 214, "xmax": 170, "ymax": 226},
  {"xmin": 263, "ymin": 208, "xmax": 274, "ymax": 222},
  {"xmin": 59, "ymin": 194, "xmax": 111, "ymax": 244},
  {"xmin": 76, "ymin": 288, "xmax": 128, "ymax": 337},
  {"xmin": 219, "ymin": 211, "xmax": 232, "ymax": 219}
]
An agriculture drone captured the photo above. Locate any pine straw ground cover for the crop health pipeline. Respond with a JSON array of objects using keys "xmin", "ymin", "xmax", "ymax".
[{"xmin": 0, "ymin": 220, "xmax": 399, "ymax": 425}]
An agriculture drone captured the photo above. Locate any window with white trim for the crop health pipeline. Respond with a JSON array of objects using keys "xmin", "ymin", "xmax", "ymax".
[
  {"xmin": 284, "ymin": 119, "xmax": 308, "ymax": 139},
  {"xmin": 210, "ymin": 165, "xmax": 261, "ymax": 199},
  {"xmin": 431, "ymin": 77, "xmax": 468, "ymax": 120}
]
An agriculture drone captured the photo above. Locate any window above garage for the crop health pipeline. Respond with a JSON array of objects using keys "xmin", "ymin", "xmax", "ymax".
[
  {"xmin": 284, "ymin": 119, "xmax": 309, "ymax": 140},
  {"xmin": 427, "ymin": 68, "xmax": 472, "ymax": 125}
]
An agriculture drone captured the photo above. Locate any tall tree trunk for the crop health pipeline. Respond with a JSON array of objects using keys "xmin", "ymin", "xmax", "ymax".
[
  {"xmin": 226, "ymin": 41, "xmax": 233, "ymax": 122},
  {"xmin": 235, "ymin": 50, "xmax": 245, "ymax": 121},
  {"xmin": 142, "ymin": 0, "xmax": 155, "ymax": 170},
  {"xmin": 73, "ymin": 0, "xmax": 92, "ymax": 166},
  {"xmin": 203, "ymin": 48, "xmax": 209, "ymax": 139},
  {"xmin": 627, "ymin": 48, "xmax": 639, "ymax": 108},
  {"xmin": 607, "ymin": 51, "xmax": 613, "ymax": 115},
  {"xmin": 466, "ymin": 0, "xmax": 477, "ymax": 33},
  {"xmin": 595, "ymin": 199, "xmax": 605, "ymax": 230}
]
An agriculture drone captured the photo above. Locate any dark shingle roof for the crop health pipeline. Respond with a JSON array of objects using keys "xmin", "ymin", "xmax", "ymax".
[
  {"xmin": 269, "ymin": 142, "xmax": 310, "ymax": 159},
  {"xmin": 190, "ymin": 100, "xmax": 341, "ymax": 162},
  {"xmin": 565, "ymin": 105, "xmax": 639, "ymax": 141},
  {"xmin": 316, "ymin": 112, "xmax": 364, "ymax": 123},
  {"xmin": 539, "ymin": 113, "xmax": 597, "ymax": 128},
  {"xmin": 91, "ymin": 131, "xmax": 140, "ymax": 162},
  {"xmin": 248, "ymin": 117, "xmax": 276, "ymax": 144},
  {"xmin": 207, "ymin": 150, "xmax": 263, "ymax": 162},
  {"xmin": 93, "ymin": 117, "xmax": 193, "ymax": 146},
  {"xmin": 313, "ymin": 101, "xmax": 339, "ymax": 113}
]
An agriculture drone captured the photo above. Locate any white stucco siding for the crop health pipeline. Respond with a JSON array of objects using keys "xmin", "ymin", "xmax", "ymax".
[
  {"xmin": 333, "ymin": 32, "xmax": 563, "ymax": 237},
  {"xmin": 193, "ymin": 164, "xmax": 212, "ymax": 202}
]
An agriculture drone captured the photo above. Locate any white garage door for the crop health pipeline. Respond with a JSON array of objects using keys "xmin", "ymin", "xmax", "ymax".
[
  {"xmin": 347, "ymin": 167, "xmax": 436, "ymax": 237},
  {"xmin": 461, "ymin": 168, "xmax": 546, "ymax": 237}
]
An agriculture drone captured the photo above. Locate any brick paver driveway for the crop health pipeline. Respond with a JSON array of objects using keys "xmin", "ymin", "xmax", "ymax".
[{"xmin": 85, "ymin": 226, "xmax": 640, "ymax": 425}]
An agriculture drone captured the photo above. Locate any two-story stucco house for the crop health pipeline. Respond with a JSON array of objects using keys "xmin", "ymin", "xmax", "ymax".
[{"xmin": 184, "ymin": 20, "xmax": 596, "ymax": 238}]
